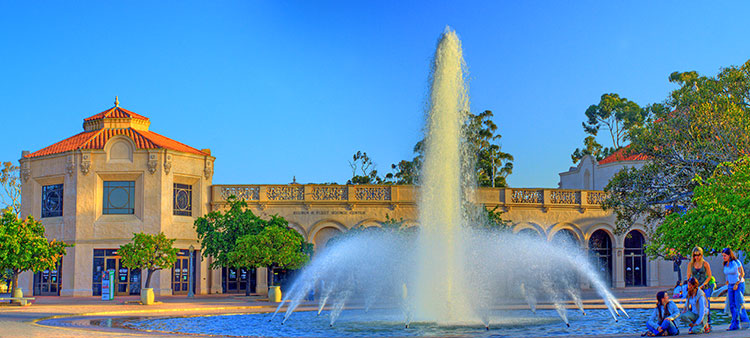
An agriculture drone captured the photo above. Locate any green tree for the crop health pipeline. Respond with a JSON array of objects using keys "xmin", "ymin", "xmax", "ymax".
[
  {"xmin": 0, "ymin": 210, "xmax": 71, "ymax": 297},
  {"xmin": 347, "ymin": 151, "xmax": 384, "ymax": 184},
  {"xmin": 387, "ymin": 110, "xmax": 514, "ymax": 187},
  {"xmin": 118, "ymin": 232, "xmax": 178, "ymax": 289},
  {"xmin": 646, "ymin": 156, "xmax": 750, "ymax": 260},
  {"xmin": 0, "ymin": 162, "xmax": 21, "ymax": 216},
  {"xmin": 605, "ymin": 60, "xmax": 750, "ymax": 232},
  {"xmin": 194, "ymin": 197, "xmax": 309, "ymax": 295},
  {"xmin": 227, "ymin": 217, "xmax": 310, "ymax": 287}
]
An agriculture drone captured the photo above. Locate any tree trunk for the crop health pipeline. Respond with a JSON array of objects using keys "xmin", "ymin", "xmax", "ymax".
[
  {"xmin": 145, "ymin": 269, "xmax": 155, "ymax": 289},
  {"xmin": 245, "ymin": 268, "xmax": 251, "ymax": 296},
  {"xmin": 9, "ymin": 270, "xmax": 19, "ymax": 299}
]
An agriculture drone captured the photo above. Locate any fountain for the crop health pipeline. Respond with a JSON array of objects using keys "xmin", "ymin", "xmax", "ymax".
[{"xmin": 270, "ymin": 27, "xmax": 627, "ymax": 332}]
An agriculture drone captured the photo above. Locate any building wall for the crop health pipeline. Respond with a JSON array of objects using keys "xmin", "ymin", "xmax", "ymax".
[
  {"xmin": 17, "ymin": 136, "xmax": 215, "ymax": 297},
  {"xmin": 558, "ymin": 155, "xmax": 645, "ymax": 191},
  {"xmin": 210, "ymin": 185, "xmax": 718, "ymax": 289}
]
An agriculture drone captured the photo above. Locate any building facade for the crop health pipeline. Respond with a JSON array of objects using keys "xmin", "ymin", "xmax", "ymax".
[
  {"xmin": 16, "ymin": 102, "xmax": 718, "ymax": 297},
  {"xmin": 18, "ymin": 100, "xmax": 215, "ymax": 297}
]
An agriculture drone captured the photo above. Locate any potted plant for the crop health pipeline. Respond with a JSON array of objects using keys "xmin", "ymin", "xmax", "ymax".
[{"xmin": 119, "ymin": 232, "xmax": 178, "ymax": 305}]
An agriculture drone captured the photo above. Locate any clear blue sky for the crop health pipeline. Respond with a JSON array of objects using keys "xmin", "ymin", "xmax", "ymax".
[{"xmin": 1, "ymin": 1, "xmax": 749, "ymax": 188}]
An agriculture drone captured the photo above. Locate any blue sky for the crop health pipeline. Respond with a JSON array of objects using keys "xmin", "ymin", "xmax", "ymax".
[{"xmin": 1, "ymin": 1, "xmax": 749, "ymax": 189}]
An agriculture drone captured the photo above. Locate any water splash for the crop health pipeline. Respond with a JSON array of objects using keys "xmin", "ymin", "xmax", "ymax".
[{"xmin": 272, "ymin": 26, "xmax": 624, "ymax": 329}]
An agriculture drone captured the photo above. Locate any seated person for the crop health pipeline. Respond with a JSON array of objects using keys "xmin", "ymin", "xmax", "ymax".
[
  {"xmin": 643, "ymin": 291, "xmax": 680, "ymax": 336},
  {"xmin": 680, "ymin": 277, "xmax": 709, "ymax": 334}
]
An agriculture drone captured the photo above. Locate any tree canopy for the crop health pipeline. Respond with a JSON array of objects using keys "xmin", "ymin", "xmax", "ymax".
[
  {"xmin": 352, "ymin": 110, "xmax": 514, "ymax": 187},
  {"xmin": 194, "ymin": 197, "xmax": 311, "ymax": 290},
  {"xmin": 118, "ymin": 232, "xmax": 178, "ymax": 288},
  {"xmin": 571, "ymin": 93, "xmax": 660, "ymax": 164},
  {"xmin": 646, "ymin": 156, "xmax": 750, "ymax": 261},
  {"xmin": 0, "ymin": 210, "xmax": 71, "ymax": 296},
  {"xmin": 605, "ymin": 60, "xmax": 750, "ymax": 233},
  {"xmin": 0, "ymin": 161, "xmax": 21, "ymax": 216}
]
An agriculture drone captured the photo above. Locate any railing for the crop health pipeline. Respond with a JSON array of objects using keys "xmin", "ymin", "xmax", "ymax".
[{"xmin": 211, "ymin": 185, "xmax": 607, "ymax": 208}]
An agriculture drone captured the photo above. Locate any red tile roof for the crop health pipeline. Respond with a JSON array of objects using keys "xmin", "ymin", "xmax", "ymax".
[
  {"xmin": 24, "ymin": 104, "xmax": 210, "ymax": 158},
  {"xmin": 84, "ymin": 106, "xmax": 149, "ymax": 121},
  {"xmin": 598, "ymin": 145, "xmax": 649, "ymax": 165}
]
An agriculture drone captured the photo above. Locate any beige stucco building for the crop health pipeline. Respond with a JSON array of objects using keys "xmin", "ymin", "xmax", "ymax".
[
  {"xmin": 16, "ymin": 101, "xmax": 712, "ymax": 298},
  {"xmin": 18, "ymin": 99, "xmax": 215, "ymax": 297}
]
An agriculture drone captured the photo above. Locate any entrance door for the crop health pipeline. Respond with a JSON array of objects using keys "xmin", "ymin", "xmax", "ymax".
[
  {"xmin": 92, "ymin": 249, "xmax": 141, "ymax": 296},
  {"xmin": 33, "ymin": 260, "xmax": 62, "ymax": 296},
  {"xmin": 222, "ymin": 267, "xmax": 256, "ymax": 294},
  {"xmin": 588, "ymin": 230, "xmax": 613, "ymax": 287},
  {"xmin": 172, "ymin": 255, "xmax": 189, "ymax": 294},
  {"xmin": 624, "ymin": 231, "xmax": 647, "ymax": 286}
]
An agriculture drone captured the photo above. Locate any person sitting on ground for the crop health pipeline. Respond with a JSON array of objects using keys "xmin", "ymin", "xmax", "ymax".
[
  {"xmin": 643, "ymin": 290, "xmax": 680, "ymax": 336},
  {"xmin": 681, "ymin": 277, "xmax": 709, "ymax": 334}
]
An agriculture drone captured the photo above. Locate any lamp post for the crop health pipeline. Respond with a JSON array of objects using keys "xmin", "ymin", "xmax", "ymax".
[{"xmin": 187, "ymin": 244, "xmax": 195, "ymax": 298}]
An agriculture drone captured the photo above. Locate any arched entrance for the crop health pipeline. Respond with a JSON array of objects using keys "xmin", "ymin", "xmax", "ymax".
[
  {"xmin": 624, "ymin": 230, "xmax": 647, "ymax": 286},
  {"xmin": 588, "ymin": 230, "xmax": 613, "ymax": 287},
  {"xmin": 551, "ymin": 229, "xmax": 581, "ymax": 287},
  {"xmin": 551, "ymin": 228, "xmax": 580, "ymax": 247},
  {"xmin": 516, "ymin": 228, "xmax": 541, "ymax": 238}
]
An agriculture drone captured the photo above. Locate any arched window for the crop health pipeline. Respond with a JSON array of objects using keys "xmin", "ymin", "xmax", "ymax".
[
  {"xmin": 624, "ymin": 230, "xmax": 647, "ymax": 286},
  {"xmin": 588, "ymin": 230, "xmax": 613, "ymax": 287}
]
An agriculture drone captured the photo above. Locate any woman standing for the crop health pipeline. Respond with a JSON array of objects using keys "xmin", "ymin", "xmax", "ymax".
[
  {"xmin": 643, "ymin": 291, "xmax": 680, "ymax": 336},
  {"xmin": 680, "ymin": 277, "xmax": 709, "ymax": 334},
  {"xmin": 686, "ymin": 246, "xmax": 713, "ymax": 326},
  {"xmin": 722, "ymin": 247, "xmax": 749, "ymax": 331}
]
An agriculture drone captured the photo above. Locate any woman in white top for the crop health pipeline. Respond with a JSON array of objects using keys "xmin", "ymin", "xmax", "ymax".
[{"xmin": 722, "ymin": 247, "xmax": 749, "ymax": 331}]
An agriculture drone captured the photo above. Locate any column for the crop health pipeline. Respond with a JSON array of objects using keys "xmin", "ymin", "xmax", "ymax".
[{"xmin": 614, "ymin": 247, "xmax": 625, "ymax": 288}]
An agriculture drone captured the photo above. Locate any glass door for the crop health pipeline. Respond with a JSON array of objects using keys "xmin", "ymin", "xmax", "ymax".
[{"xmin": 33, "ymin": 260, "xmax": 62, "ymax": 296}]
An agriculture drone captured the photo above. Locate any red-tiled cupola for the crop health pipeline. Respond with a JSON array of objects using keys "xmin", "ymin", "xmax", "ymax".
[{"xmin": 24, "ymin": 98, "xmax": 210, "ymax": 158}]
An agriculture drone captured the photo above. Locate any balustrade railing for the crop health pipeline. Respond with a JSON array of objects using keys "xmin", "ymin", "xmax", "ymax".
[{"xmin": 212, "ymin": 185, "xmax": 606, "ymax": 208}]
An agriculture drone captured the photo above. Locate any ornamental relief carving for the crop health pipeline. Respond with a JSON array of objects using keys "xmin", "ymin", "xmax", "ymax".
[
  {"xmin": 66, "ymin": 155, "xmax": 76, "ymax": 177},
  {"xmin": 147, "ymin": 153, "xmax": 158, "ymax": 174},
  {"xmin": 267, "ymin": 186, "xmax": 304, "ymax": 200},
  {"xmin": 221, "ymin": 186, "xmax": 260, "ymax": 200},
  {"xmin": 510, "ymin": 189, "xmax": 542, "ymax": 203},
  {"xmin": 311, "ymin": 186, "xmax": 347, "ymax": 200},
  {"xmin": 163, "ymin": 153, "xmax": 172, "ymax": 174},
  {"xmin": 587, "ymin": 191, "xmax": 607, "ymax": 205},
  {"xmin": 80, "ymin": 153, "xmax": 91, "ymax": 175},
  {"xmin": 549, "ymin": 190, "xmax": 580, "ymax": 204},
  {"xmin": 354, "ymin": 187, "xmax": 391, "ymax": 201}
]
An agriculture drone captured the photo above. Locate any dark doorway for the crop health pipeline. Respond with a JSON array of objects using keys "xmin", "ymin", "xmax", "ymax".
[
  {"xmin": 624, "ymin": 231, "xmax": 647, "ymax": 286},
  {"xmin": 222, "ymin": 267, "xmax": 256, "ymax": 294},
  {"xmin": 588, "ymin": 230, "xmax": 613, "ymax": 287},
  {"xmin": 34, "ymin": 260, "xmax": 62, "ymax": 296},
  {"xmin": 92, "ymin": 249, "xmax": 141, "ymax": 296}
]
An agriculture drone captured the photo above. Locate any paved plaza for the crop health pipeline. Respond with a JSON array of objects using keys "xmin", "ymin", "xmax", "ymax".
[{"xmin": 1, "ymin": 288, "xmax": 749, "ymax": 338}]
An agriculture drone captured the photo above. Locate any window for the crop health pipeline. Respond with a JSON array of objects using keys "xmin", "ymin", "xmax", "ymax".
[
  {"xmin": 103, "ymin": 181, "xmax": 135, "ymax": 214},
  {"xmin": 42, "ymin": 184, "xmax": 63, "ymax": 218},
  {"xmin": 173, "ymin": 183, "xmax": 192, "ymax": 216}
]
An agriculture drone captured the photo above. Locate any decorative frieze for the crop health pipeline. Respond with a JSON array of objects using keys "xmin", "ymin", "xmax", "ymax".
[
  {"xmin": 549, "ymin": 190, "xmax": 580, "ymax": 204},
  {"xmin": 510, "ymin": 189, "xmax": 542, "ymax": 203},
  {"xmin": 354, "ymin": 187, "xmax": 391, "ymax": 201},
  {"xmin": 267, "ymin": 186, "xmax": 304, "ymax": 201},
  {"xmin": 204, "ymin": 158, "xmax": 213, "ymax": 179},
  {"xmin": 311, "ymin": 186, "xmax": 347, "ymax": 200},
  {"xmin": 587, "ymin": 191, "xmax": 607, "ymax": 205},
  {"xmin": 221, "ymin": 186, "xmax": 260, "ymax": 200}
]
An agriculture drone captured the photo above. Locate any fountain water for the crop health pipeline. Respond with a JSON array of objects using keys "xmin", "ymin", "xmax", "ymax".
[{"xmin": 273, "ymin": 26, "xmax": 626, "ymax": 330}]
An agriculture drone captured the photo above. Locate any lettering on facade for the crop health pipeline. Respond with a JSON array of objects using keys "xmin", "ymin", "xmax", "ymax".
[{"xmin": 293, "ymin": 210, "xmax": 366, "ymax": 215}]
